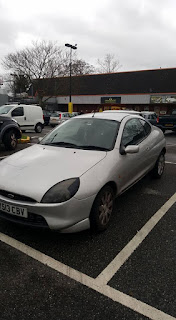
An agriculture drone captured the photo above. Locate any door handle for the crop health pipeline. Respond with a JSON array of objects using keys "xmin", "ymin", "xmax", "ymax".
[{"xmin": 24, "ymin": 116, "xmax": 26, "ymax": 120}]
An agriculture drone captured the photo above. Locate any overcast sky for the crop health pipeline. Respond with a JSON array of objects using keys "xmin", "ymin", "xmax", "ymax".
[{"xmin": 0, "ymin": 0, "xmax": 176, "ymax": 78}]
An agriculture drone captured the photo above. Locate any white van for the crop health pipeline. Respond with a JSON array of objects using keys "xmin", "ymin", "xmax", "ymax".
[{"xmin": 0, "ymin": 104, "xmax": 44, "ymax": 133}]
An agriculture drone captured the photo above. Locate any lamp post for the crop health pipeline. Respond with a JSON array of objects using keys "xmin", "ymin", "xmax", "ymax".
[
  {"xmin": 65, "ymin": 43, "xmax": 77, "ymax": 113},
  {"xmin": 10, "ymin": 73, "xmax": 17, "ymax": 101}
]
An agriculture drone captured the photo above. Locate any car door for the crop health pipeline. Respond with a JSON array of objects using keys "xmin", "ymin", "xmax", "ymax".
[
  {"xmin": 139, "ymin": 118, "xmax": 159, "ymax": 169},
  {"xmin": 117, "ymin": 118, "xmax": 150, "ymax": 193},
  {"xmin": 11, "ymin": 107, "xmax": 26, "ymax": 128}
]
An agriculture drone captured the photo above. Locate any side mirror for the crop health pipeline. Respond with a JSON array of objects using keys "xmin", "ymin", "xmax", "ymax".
[
  {"xmin": 125, "ymin": 145, "xmax": 139, "ymax": 154},
  {"xmin": 38, "ymin": 137, "xmax": 43, "ymax": 142}
]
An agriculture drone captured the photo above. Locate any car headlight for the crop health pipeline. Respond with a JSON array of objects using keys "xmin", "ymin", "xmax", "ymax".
[{"xmin": 41, "ymin": 178, "xmax": 80, "ymax": 203}]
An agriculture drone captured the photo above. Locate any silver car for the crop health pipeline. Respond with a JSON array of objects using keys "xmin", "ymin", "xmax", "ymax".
[
  {"xmin": 49, "ymin": 111, "xmax": 71, "ymax": 127},
  {"xmin": 0, "ymin": 112, "xmax": 166, "ymax": 233}
]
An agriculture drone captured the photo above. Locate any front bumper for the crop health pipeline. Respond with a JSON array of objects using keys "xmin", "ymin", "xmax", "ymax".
[{"xmin": 0, "ymin": 194, "xmax": 96, "ymax": 232}]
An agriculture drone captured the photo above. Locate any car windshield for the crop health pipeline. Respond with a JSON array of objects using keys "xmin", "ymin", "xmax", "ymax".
[
  {"xmin": 40, "ymin": 118, "xmax": 120, "ymax": 151},
  {"xmin": 0, "ymin": 105, "xmax": 14, "ymax": 114}
]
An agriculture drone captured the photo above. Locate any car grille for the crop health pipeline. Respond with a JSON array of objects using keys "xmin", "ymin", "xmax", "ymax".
[
  {"xmin": 0, "ymin": 210, "xmax": 48, "ymax": 228},
  {"xmin": 0, "ymin": 190, "xmax": 36, "ymax": 203}
]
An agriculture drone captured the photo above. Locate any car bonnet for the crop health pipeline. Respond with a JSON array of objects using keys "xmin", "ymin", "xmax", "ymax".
[{"xmin": 0, "ymin": 144, "xmax": 107, "ymax": 202}]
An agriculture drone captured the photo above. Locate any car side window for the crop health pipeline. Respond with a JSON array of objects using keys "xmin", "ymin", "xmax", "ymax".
[
  {"xmin": 11, "ymin": 107, "xmax": 24, "ymax": 117},
  {"xmin": 139, "ymin": 119, "xmax": 151, "ymax": 136},
  {"xmin": 121, "ymin": 119, "xmax": 146, "ymax": 147}
]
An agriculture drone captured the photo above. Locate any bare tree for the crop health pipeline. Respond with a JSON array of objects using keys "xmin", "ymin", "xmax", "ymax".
[
  {"xmin": 2, "ymin": 40, "xmax": 95, "ymax": 107},
  {"xmin": 97, "ymin": 53, "xmax": 122, "ymax": 73},
  {"xmin": 2, "ymin": 41, "xmax": 67, "ymax": 107},
  {"xmin": 63, "ymin": 57, "xmax": 95, "ymax": 76}
]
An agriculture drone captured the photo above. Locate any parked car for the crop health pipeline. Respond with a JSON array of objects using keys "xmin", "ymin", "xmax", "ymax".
[
  {"xmin": 70, "ymin": 112, "xmax": 79, "ymax": 117},
  {"xmin": 140, "ymin": 111, "xmax": 158, "ymax": 125},
  {"xmin": 0, "ymin": 112, "xmax": 166, "ymax": 233},
  {"xmin": 0, "ymin": 104, "xmax": 44, "ymax": 133},
  {"xmin": 103, "ymin": 110, "xmax": 159, "ymax": 128},
  {"xmin": 0, "ymin": 116, "xmax": 22, "ymax": 150},
  {"xmin": 49, "ymin": 111, "xmax": 71, "ymax": 127},
  {"xmin": 43, "ymin": 110, "xmax": 51, "ymax": 126},
  {"xmin": 155, "ymin": 111, "xmax": 176, "ymax": 133},
  {"xmin": 103, "ymin": 110, "xmax": 142, "ymax": 115}
]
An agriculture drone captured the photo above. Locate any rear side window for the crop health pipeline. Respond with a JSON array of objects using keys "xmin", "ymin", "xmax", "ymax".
[
  {"xmin": 11, "ymin": 107, "xmax": 24, "ymax": 117},
  {"xmin": 139, "ymin": 119, "xmax": 151, "ymax": 136}
]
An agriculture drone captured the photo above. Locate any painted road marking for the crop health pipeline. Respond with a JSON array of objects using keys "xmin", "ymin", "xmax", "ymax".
[
  {"xmin": 166, "ymin": 161, "xmax": 176, "ymax": 165},
  {"xmin": 0, "ymin": 233, "xmax": 175, "ymax": 320},
  {"xmin": 1, "ymin": 193, "xmax": 176, "ymax": 320},
  {"xmin": 96, "ymin": 193, "xmax": 176, "ymax": 285}
]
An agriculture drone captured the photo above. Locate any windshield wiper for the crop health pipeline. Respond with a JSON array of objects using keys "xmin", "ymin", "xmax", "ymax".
[
  {"xmin": 41, "ymin": 142, "xmax": 109, "ymax": 151},
  {"xmin": 78, "ymin": 145, "xmax": 110, "ymax": 151},
  {"xmin": 44, "ymin": 141, "xmax": 79, "ymax": 148}
]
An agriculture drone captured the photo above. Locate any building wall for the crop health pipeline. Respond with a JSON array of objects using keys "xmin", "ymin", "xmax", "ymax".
[
  {"xmin": 44, "ymin": 93, "xmax": 176, "ymax": 114},
  {"xmin": 55, "ymin": 94, "xmax": 151, "ymax": 105}
]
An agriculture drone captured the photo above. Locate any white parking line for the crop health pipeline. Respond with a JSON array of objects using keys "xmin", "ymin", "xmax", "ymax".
[
  {"xmin": 96, "ymin": 192, "xmax": 176, "ymax": 285},
  {"xmin": 1, "ymin": 193, "xmax": 176, "ymax": 319},
  {"xmin": 166, "ymin": 144, "xmax": 176, "ymax": 147},
  {"xmin": 0, "ymin": 232, "xmax": 175, "ymax": 320},
  {"xmin": 166, "ymin": 161, "xmax": 176, "ymax": 165}
]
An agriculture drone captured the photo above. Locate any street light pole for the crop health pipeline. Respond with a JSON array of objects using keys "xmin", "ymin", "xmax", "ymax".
[{"xmin": 65, "ymin": 43, "xmax": 77, "ymax": 113}]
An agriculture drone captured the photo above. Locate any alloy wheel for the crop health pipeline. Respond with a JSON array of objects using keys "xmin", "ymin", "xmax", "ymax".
[{"xmin": 98, "ymin": 191, "xmax": 113, "ymax": 226}]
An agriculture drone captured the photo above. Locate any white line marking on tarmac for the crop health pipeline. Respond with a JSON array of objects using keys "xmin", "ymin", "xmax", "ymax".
[
  {"xmin": 0, "ymin": 232, "xmax": 175, "ymax": 320},
  {"xmin": 96, "ymin": 193, "xmax": 176, "ymax": 285},
  {"xmin": 166, "ymin": 144, "xmax": 176, "ymax": 147},
  {"xmin": 165, "ymin": 161, "xmax": 176, "ymax": 165}
]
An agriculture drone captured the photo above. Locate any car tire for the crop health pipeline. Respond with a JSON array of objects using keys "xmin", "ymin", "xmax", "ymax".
[
  {"xmin": 90, "ymin": 185, "xmax": 114, "ymax": 232},
  {"xmin": 3, "ymin": 130, "xmax": 18, "ymax": 150},
  {"xmin": 35, "ymin": 123, "xmax": 43, "ymax": 133},
  {"xmin": 152, "ymin": 152, "xmax": 165, "ymax": 179}
]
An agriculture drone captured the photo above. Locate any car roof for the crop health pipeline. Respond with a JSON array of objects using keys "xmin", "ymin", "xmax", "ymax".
[
  {"xmin": 74, "ymin": 112, "xmax": 142, "ymax": 122},
  {"xmin": 140, "ymin": 111, "xmax": 156, "ymax": 114},
  {"xmin": 103, "ymin": 110, "xmax": 141, "ymax": 114}
]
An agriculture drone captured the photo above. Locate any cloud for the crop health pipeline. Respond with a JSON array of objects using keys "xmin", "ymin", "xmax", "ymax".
[{"xmin": 1, "ymin": 0, "xmax": 176, "ymax": 74}]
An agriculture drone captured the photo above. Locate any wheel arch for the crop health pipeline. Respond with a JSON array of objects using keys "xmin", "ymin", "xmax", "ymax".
[
  {"xmin": 90, "ymin": 181, "xmax": 118, "ymax": 212},
  {"xmin": 104, "ymin": 181, "xmax": 118, "ymax": 197},
  {"xmin": 2, "ymin": 127, "xmax": 21, "ymax": 141}
]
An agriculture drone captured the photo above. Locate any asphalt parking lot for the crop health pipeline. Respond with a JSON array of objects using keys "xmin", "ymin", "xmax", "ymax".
[{"xmin": 0, "ymin": 128, "xmax": 176, "ymax": 320}]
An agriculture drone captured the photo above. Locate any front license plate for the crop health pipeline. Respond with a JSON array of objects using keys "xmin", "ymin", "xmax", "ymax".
[{"xmin": 0, "ymin": 201, "xmax": 28, "ymax": 218}]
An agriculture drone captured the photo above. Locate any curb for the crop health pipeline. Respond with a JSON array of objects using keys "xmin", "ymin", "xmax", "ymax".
[{"xmin": 18, "ymin": 136, "xmax": 31, "ymax": 144}]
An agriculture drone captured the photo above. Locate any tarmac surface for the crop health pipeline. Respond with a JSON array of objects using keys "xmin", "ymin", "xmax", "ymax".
[{"xmin": 0, "ymin": 128, "xmax": 176, "ymax": 320}]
